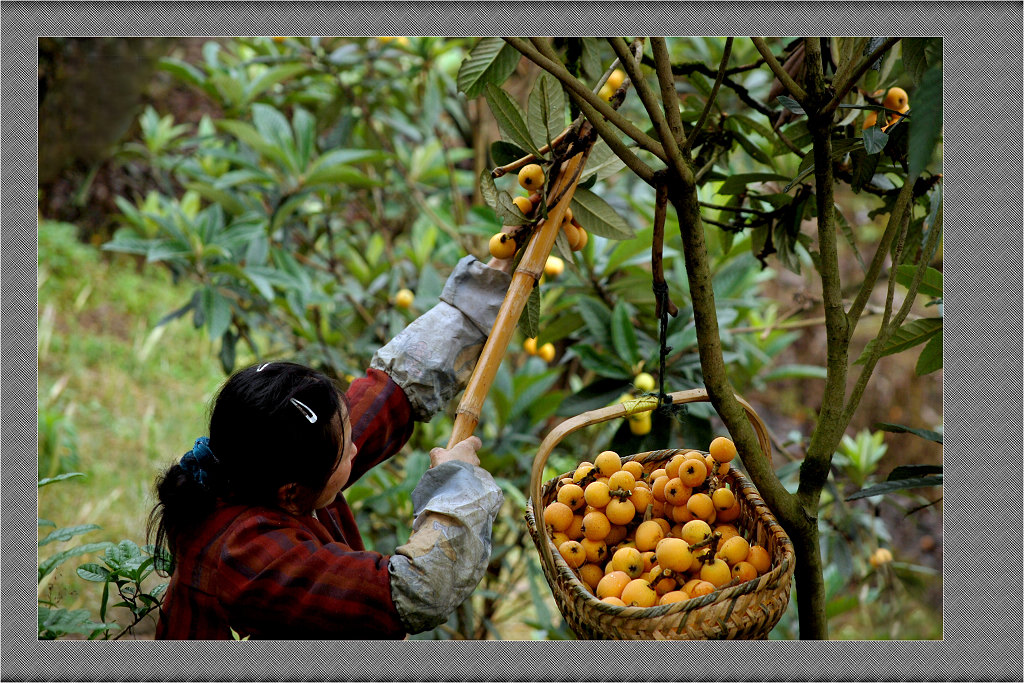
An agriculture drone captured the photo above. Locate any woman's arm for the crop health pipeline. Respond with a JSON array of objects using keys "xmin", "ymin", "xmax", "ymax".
[{"xmin": 370, "ymin": 255, "xmax": 512, "ymax": 422}]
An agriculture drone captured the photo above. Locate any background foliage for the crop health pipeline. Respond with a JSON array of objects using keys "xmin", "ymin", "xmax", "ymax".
[{"xmin": 38, "ymin": 36, "xmax": 941, "ymax": 639}]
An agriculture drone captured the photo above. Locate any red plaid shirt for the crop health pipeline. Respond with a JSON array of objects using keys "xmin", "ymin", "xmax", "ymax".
[{"xmin": 155, "ymin": 368, "xmax": 415, "ymax": 639}]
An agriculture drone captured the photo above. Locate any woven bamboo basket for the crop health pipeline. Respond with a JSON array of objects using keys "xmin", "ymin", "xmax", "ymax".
[{"xmin": 526, "ymin": 388, "xmax": 794, "ymax": 639}]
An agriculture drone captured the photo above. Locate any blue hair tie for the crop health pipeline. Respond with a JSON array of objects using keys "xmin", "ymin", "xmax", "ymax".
[{"xmin": 180, "ymin": 436, "xmax": 218, "ymax": 489}]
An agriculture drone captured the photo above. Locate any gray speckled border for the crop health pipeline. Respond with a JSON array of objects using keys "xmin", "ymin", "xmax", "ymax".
[{"xmin": 4, "ymin": 3, "xmax": 1022, "ymax": 681}]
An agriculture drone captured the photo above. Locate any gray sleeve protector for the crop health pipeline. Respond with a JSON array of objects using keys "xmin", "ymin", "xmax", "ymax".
[
  {"xmin": 387, "ymin": 460, "xmax": 504, "ymax": 634},
  {"xmin": 370, "ymin": 255, "xmax": 511, "ymax": 422}
]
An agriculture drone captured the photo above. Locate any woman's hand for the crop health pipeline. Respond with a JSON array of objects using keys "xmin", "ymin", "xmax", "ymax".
[{"xmin": 429, "ymin": 436, "xmax": 483, "ymax": 468}]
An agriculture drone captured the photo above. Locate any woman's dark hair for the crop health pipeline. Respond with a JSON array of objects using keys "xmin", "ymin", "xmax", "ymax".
[{"xmin": 148, "ymin": 362, "xmax": 347, "ymax": 573}]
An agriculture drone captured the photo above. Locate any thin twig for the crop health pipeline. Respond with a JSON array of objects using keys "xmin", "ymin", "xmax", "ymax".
[
  {"xmin": 608, "ymin": 37, "xmax": 686, "ymax": 172},
  {"xmin": 751, "ymin": 37, "xmax": 807, "ymax": 102},
  {"xmin": 651, "ymin": 38, "xmax": 686, "ymax": 151},
  {"xmin": 684, "ymin": 37, "xmax": 733, "ymax": 155},
  {"xmin": 828, "ymin": 38, "xmax": 902, "ymax": 113},
  {"xmin": 502, "ymin": 39, "xmax": 656, "ymax": 183},
  {"xmin": 507, "ymin": 38, "xmax": 667, "ymax": 164}
]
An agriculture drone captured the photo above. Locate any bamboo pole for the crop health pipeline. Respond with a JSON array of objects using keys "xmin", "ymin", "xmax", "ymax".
[{"xmin": 447, "ymin": 149, "xmax": 591, "ymax": 448}]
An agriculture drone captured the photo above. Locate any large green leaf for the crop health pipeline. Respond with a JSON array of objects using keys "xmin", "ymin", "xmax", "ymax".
[
  {"xmin": 38, "ymin": 472, "xmax": 85, "ymax": 488},
  {"xmin": 579, "ymin": 139, "xmax": 626, "ymax": 182},
  {"xmin": 908, "ymin": 66, "xmax": 942, "ymax": 179},
  {"xmin": 845, "ymin": 473, "xmax": 942, "ymax": 500},
  {"xmin": 855, "ymin": 317, "xmax": 943, "ymax": 364},
  {"xmin": 243, "ymin": 63, "xmax": 308, "ymax": 105},
  {"xmin": 569, "ymin": 343, "xmax": 632, "ymax": 379},
  {"xmin": 528, "ymin": 72, "xmax": 565, "ymax": 150},
  {"xmin": 570, "ymin": 188, "xmax": 634, "ymax": 240},
  {"xmin": 39, "ymin": 542, "xmax": 113, "ymax": 582},
  {"xmin": 895, "ymin": 265, "xmax": 943, "ymax": 298},
  {"xmin": 251, "ymin": 103, "xmax": 298, "ymax": 173},
  {"xmin": 915, "ymin": 333, "xmax": 942, "ymax": 375},
  {"xmin": 901, "ymin": 38, "xmax": 942, "ymax": 85},
  {"xmin": 610, "ymin": 302, "xmax": 640, "ymax": 366},
  {"xmin": 874, "ymin": 422, "xmax": 943, "ymax": 443},
  {"xmin": 518, "ymin": 284, "xmax": 541, "ymax": 339},
  {"xmin": 484, "ymin": 84, "xmax": 544, "ymax": 158},
  {"xmin": 215, "ymin": 119, "xmax": 293, "ymax": 172},
  {"xmin": 478, "ymin": 170, "xmax": 530, "ymax": 226},
  {"xmin": 200, "ymin": 286, "xmax": 232, "ymax": 341},
  {"xmin": 457, "ymin": 38, "xmax": 521, "ymax": 99},
  {"xmin": 38, "ymin": 524, "xmax": 101, "ymax": 548}
]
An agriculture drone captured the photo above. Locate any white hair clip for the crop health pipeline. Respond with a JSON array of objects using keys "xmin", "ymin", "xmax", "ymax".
[
  {"xmin": 290, "ymin": 398, "xmax": 317, "ymax": 424},
  {"xmin": 256, "ymin": 363, "xmax": 272, "ymax": 372}
]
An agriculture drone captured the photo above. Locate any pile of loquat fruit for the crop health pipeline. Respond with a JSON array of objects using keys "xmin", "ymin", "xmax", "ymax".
[{"xmin": 542, "ymin": 437, "xmax": 773, "ymax": 609}]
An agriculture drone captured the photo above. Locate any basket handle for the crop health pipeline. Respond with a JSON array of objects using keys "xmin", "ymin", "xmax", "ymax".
[{"xmin": 529, "ymin": 388, "xmax": 772, "ymax": 573}]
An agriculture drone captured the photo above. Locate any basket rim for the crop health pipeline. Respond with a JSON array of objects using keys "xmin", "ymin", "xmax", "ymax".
[{"xmin": 527, "ymin": 448, "xmax": 795, "ymax": 624}]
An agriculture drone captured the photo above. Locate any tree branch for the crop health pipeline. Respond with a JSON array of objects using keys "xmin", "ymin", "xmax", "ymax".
[
  {"xmin": 503, "ymin": 37, "xmax": 668, "ymax": 164},
  {"xmin": 796, "ymin": 35, "xmax": 848, "ymax": 513},
  {"xmin": 827, "ymin": 38, "xmax": 903, "ymax": 114},
  {"xmin": 607, "ymin": 37, "xmax": 688, "ymax": 175},
  {"xmin": 846, "ymin": 177, "xmax": 916, "ymax": 326},
  {"xmin": 751, "ymin": 37, "xmax": 807, "ymax": 102},
  {"xmin": 685, "ymin": 37, "xmax": 733, "ymax": 156},
  {"xmin": 840, "ymin": 202, "xmax": 942, "ymax": 427},
  {"xmin": 651, "ymin": 38, "xmax": 685, "ymax": 149}
]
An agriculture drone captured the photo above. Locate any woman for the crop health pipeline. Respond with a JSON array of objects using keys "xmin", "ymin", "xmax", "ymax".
[{"xmin": 149, "ymin": 255, "xmax": 512, "ymax": 639}]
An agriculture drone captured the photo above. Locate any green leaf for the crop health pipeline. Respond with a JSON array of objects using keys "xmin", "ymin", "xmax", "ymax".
[
  {"xmin": 38, "ymin": 607, "xmax": 117, "ymax": 638},
  {"xmin": 457, "ymin": 38, "xmax": 521, "ymax": 98},
  {"xmin": 478, "ymin": 170, "xmax": 529, "ymax": 226},
  {"xmin": 569, "ymin": 343, "xmax": 632, "ymax": 379},
  {"xmin": 873, "ymin": 422, "xmax": 943, "ymax": 444},
  {"xmin": 915, "ymin": 333, "xmax": 942, "ymax": 375},
  {"xmin": 570, "ymin": 188, "xmax": 634, "ymax": 239},
  {"xmin": 200, "ymin": 286, "xmax": 232, "ymax": 341},
  {"xmin": 157, "ymin": 57, "xmax": 205, "ymax": 87},
  {"xmin": 850, "ymin": 147, "xmax": 880, "ymax": 193},
  {"xmin": 856, "ymin": 317, "xmax": 942, "ymax": 363},
  {"xmin": 39, "ymin": 542, "xmax": 113, "ymax": 582},
  {"xmin": 518, "ymin": 284, "xmax": 541, "ymax": 339},
  {"xmin": 243, "ymin": 63, "xmax": 308, "ymax": 105},
  {"xmin": 39, "ymin": 524, "xmax": 101, "ymax": 548},
  {"xmin": 845, "ymin": 474, "xmax": 942, "ymax": 500},
  {"xmin": 863, "ymin": 126, "xmax": 889, "ymax": 155},
  {"xmin": 484, "ymin": 83, "xmax": 544, "ymax": 158},
  {"xmin": 908, "ymin": 66, "xmax": 942, "ymax": 179},
  {"xmin": 215, "ymin": 119, "xmax": 293, "ymax": 171},
  {"xmin": 490, "ymin": 141, "xmax": 529, "ymax": 167},
  {"xmin": 38, "ymin": 472, "xmax": 85, "ymax": 488},
  {"xmin": 834, "ymin": 207, "xmax": 866, "ymax": 271},
  {"xmin": 528, "ymin": 72, "xmax": 565, "ymax": 150},
  {"xmin": 902, "ymin": 38, "xmax": 941, "ymax": 85},
  {"xmin": 881, "ymin": 317, "xmax": 942, "ymax": 356},
  {"xmin": 183, "ymin": 182, "xmax": 247, "ymax": 215},
  {"xmin": 292, "ymin": 106, "xmax": 315, "ymax": 170},
  {"xmin": 776, "ymin": 95, "xmax": 805, "ymax": 115},
  {"xmin": 888, "ymin": 464, "xmax": 942, "ymax": 480},
  {"xmin": 76, "ymin": 563, "xmax": 112, "ymax": 582},
  {"xmin": 761, "ymin": 364, "xmax": 828, "ymax": 381},
  {"xmin": 303, "ymin": 164, "xmax": 383, "ymax": 189},
  {"xmin": 579, "ymin": 139, "xmax": 626, "ymax": 182},
  {"xmin": 610, "ymin": 302, "xmax": 640, "ymax": 366},
  {"xmin": 718, "ymin": 173, "xmax": 791, "ymax": 195},
  {"xmin": 251, "ymin": 103, "xmax": 296, "ymax": 164},
  {"xmin": 895, "ymin": 265, "xmax": 943, "ymax": 298}
]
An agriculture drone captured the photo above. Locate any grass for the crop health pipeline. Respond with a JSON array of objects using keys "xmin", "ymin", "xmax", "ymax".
[{"xmin": 37, "ymin": 221, "xmax": 225, "ymax": 616}]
